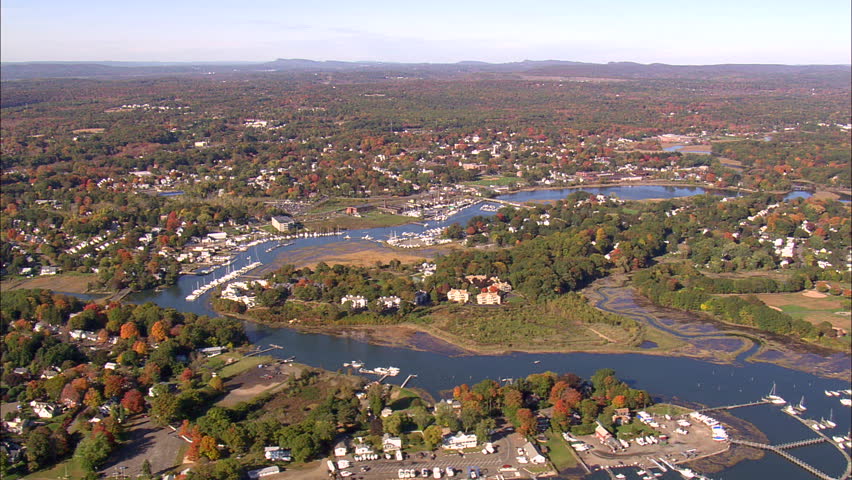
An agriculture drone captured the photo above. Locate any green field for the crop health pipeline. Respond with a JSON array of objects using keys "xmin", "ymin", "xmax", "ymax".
[
  {"xmin": 542, "ymin": 429, "xmax": 578, "ymax": 470},
  {"xmin": 465, "ymin": 176, "xmax": 524, "ymax": 187}
]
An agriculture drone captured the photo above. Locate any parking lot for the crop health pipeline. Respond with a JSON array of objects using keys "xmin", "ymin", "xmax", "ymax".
[{"xmin": 334, "ymin": 428, "xmax": 530, "ymax": 479}]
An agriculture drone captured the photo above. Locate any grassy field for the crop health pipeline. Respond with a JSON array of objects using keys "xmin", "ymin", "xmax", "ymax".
[
  {"xmin": 213, "ymin": 354, "xmax": 275, "ymax": 379},
  {"xmin": 20, "ymin": 458, "xmax": 86, "ymax": 480},
  {"xmin": 752, "ymin": 291, "xmax": 850, "ymax": 330},
  {"xmin": 645, "ymin": 403, "xmax": 693, "ymax": 416},
  {"xmin": 304, "ymin": 211, "xmax": 412, "ymax": 231},
  {"xmin": 1, "ymin": 272, "xmax": 97, "ymax": 294},
  {"xmin": 464, "ymin": 175, "xmax": 523, "ymax": 187},
  {"xmin": 542, "ymin": 429, "xmax": 577, "ymax": 470}
]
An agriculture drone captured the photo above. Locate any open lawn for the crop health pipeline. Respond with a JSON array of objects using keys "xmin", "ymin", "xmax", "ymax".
[
  {"xmin": 1, "ymin": 273, "xmax": 97, "ymax": 294},
  {"xmin": 644, "ymin": 403, "xmax": 692, "ymax": 416},
  {"xmin": 304, "ymin": 211, "xmax": 412, "ymax": 231},
  {"xmin": 752, "ymin": 291, "xmax": 851, "ymax": 330},
  {"xmin": 21, "ymin": 458, "xmax": 86, "ymax": 480},
  {"xmin": 542, "ymin": 429, "xmax": 577, "ymax": 470},
  {"xmin": 464, "ymin": 175, "xmax": 524, "ymax": 187}
]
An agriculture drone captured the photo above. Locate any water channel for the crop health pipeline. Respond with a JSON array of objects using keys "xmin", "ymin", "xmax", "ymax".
[{"xmin": 127, "ymin": 185, "xmax": 851, "ymax": 480}]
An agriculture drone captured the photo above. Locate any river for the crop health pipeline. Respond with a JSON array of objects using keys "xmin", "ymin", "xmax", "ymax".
[{"xmin": 127, "ymin": 185, "xmax": 851, "ymax": 480}]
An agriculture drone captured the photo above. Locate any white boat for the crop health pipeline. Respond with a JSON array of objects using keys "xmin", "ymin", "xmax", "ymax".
[
  {"xmin": 615, "ymin": 474, "xmax": 626, "ymax": 479},
  {"xmin": 826, "ymin": 390, "xmax": 839, "ymax": 397},
  {"xmin": 823, "ymin": 410, "xmax": 837, "ymax": 429},
  {"xmin": 841, "ymin": 398, "xmax": 852, "ymax": 406},
  {"xmin": 833, "ymin": 436, "xmax": 846, "ymax": 443},
  {"xmin": 677, "ymin": 467, "xmax": 696, "ymax": 479},
  {"xmin": 763, "ymin": 382, "xmax": 786, "ymax": 404},
  {"xmin": 782, "ymin": 405, "xmax": 799, "ymax": 416},
  {"xmin": 795, "ymin": 395, "xmax": 807, "ymax": 412}
]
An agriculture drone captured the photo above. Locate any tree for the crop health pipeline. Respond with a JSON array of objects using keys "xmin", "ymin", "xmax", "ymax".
[
  {"xmin": 121, "ymin": 389, "xmax": 145, "ymax": 414},
  {"xmin": 26, "ymin": 426, "xmax": 53, "ymax": 472},
  {"xmin": 209, "ymin": 376, "xmax": 224, "ymax": 392},
  {"xmin": 74, "ymin": 432, "xmax": 113, "ymax": 472},
  {"xmin": 120, "ymin": 322, "xmax": 140, "ymax": 339},
  {"xmin": 475, "ymin": 418, "xmax": 496, "ymax": 444},
  {"xmin": 84, "ymin": 388, "xmax": 104, "ymax": 409},
  {"xmin": 423, "ymin": 425, "xmax": 444, "ymax": 450},
  {"xmin": 141, "ymin": 459, "xmax": 152, "ymax": 478},
  {"xmin": 150, "ymin": 320, "xmax": 168, "ymax": 342},
  {"xmin": 515, "ymin": 408, "xmax": 536, "ymax": 437},
  {"xmin": 383, "ymin": 413, "xmax": 404, "ymax": 436},
  {"xmin": 199, "ymin": 436, "xmax": 220, "ymax": 460}
]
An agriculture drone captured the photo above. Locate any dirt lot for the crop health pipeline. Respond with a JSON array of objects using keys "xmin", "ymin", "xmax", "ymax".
[
  {"xmin": 217, "ymin": 361, "xmax": 302, "ymax": 407},
  {"xmin": 100, "ymin": 416, "xmax": 188, "ymax": 478},
  {"xmin": 1, "ymin": 273, "xmax": 97, "ymax": 294}
]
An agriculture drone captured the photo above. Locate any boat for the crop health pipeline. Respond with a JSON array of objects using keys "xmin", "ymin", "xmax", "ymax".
[
  {"xmin": 615, "ymin": 474, "xmax": 626, "ymax": 479},
  {"xmin": 823, "ymin": 409, "xmax": 837, "ymax": 429},
  {"xmin": 841, "ymin": 398, "xmax": 852, "ymax": 406},
  {"xmin": 763, "ymin": 382, "xmax": 786, "ymax": 404},
  {"xmin": 361, "ymin": 234, "xmax": 373, "ymax": 240},
  {"xmin": 782, "ymin": 405, "xmax": 799, "ymax": 416},
  {"xmin": 826, "ymin": 390, "xmax": 839, "ymax": 397},
  {"xmin": 344, "ymin": 234, "xmax": 351, "ymax": 239},
  {"xmin": 533, "ymin": 360, "xmax": 541, "ymax": 364},
  {"xmin": 795, "ymin": 395, "xmax": 807, "ymax": 412},
  {"xmin": 677, "ymin": 467, "xmax": 697, "ymax": 479}
]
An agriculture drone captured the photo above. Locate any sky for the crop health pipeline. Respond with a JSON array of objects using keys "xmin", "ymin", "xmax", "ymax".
[{"xmin": 2, "ymin": 0, "xmax": 850, "ymax": 65}]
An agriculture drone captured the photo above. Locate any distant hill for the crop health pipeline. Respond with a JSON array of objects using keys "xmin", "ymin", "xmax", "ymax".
[{"xmin": 2, "ymin": 58, "xmax": 849, "ymax": 82}]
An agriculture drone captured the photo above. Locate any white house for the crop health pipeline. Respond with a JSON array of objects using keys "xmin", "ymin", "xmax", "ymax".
[
  {"xmin": 447, "ymin": 289, "xmax": 470, "ymax": 303},
  {"xmin": 376, "ymin": 296, "xmax": 401, "ymax": 310},
  {"xmin": 354, "ymin": 438, "xmax": 374, "ymax": 455},
  {"xmin": 29, "ymin": 401, "xmax": 56, "ymax": 419},
  {"xmin": 522, "ymin": 442, "xmax": 546, "ymax": 464},
  {"xmin": 334, "ymin": 440, "xmax": 348, "ymax": 457},
  {"xmin": 442, "ymin": 431, "xmax": 478, "ymax": 450},
  {"xmin": 382, "ymin": 433, "xmax": 403, "ymax": 452},
  {"xmin": 341, "ymin": 295, "xmax": 368, "ymax": 309}
]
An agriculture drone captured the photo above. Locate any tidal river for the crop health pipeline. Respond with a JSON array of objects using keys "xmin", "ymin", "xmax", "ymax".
[{"xmin": 127, "ymin": 186, "xmax": 851, "ymax": 480}]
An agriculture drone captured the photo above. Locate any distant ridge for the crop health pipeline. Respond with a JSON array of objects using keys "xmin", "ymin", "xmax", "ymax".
[{"xmin": 2, "ymin": 59, "xmax": 849, "ymax": 81}]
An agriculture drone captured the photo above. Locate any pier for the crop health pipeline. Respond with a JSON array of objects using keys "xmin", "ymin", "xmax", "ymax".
[
  {"xmin": 245, "ymin": 344, "xmax": 283, "ymax": 357},
  {"xmin": 400, "ymin": 374, "xmax": 417, "ymax": 389},
  {"xmin": 695, "ymin": 399, "xmax": 768, "ymax": 413},
  {"xmin": 729, "ymin": 438, "xmax": 838, "ymax": 480}
]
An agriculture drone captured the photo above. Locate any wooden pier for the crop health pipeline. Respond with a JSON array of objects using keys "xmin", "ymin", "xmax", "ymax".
[
  {"xmin": 696, "ymin": 399, "xmax": 768, "ymax": 412},
  {"xmin": 245, "ymin": 344, "xmax": 283, "ymax": 357},
  {"xmin": 400, "ymin": 374, "xmax": 417, "ymax": 389},
  {"xmin": 729, "ymin": 438, "xmax": 838, "ymax": 480}
]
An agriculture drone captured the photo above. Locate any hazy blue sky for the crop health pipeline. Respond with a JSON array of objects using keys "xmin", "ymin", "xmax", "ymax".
[{"xmin": 2, "ymin": 0, "xmax": 850, "ymax": 64}]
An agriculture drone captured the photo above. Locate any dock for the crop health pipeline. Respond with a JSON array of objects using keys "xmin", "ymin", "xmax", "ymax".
[
  {"xmin": 245, "ymin": 344, "xmax": 283, "ymax": 357},
  {"xmin": 400, "ymin": 374, "xmax": 417, "ymax": 389},
  {"xmin": 696, "ymin": 399, "xmax": 768, "ymax": 413},
  {"xmin": 729, "ymin": 438, "xmax": 838, "ymax": 480}
]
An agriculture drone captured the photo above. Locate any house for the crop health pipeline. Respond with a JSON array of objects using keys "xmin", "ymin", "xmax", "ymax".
[
  {"xmin": 40, "ymin": 368, "xmax": 60, "ymax": 379},
  {"xmin": 382, "ymin": 433, "xmax": 403, "ymax": 452},
  {"xmin": 380, "ymin": 407, "xmax": 394, "ymax": 418},
  {"xmin": 442, "ymin": 431, "xmax": 478, "ymax": 450},
  {"xmin": 12, "ymin": 367, "xmax": 29, "ymax": 378},
  {"xmin": 447, "ymin": 289, "xmax": 470, "ymax": 304},
  {"xmin": 341, "ymin": 295, "xmax": 368, "ymax": 309},
  {"xmin": 476, "ymin": 291, "xmax": 501, "ymax": 305},
  {"xmin": 198, "ymin": 346, "xmax": 228, "ymax": 357},
  {"xmin": 271, "ymin": 215, "xmax": 295, "ymax": 232},
  {"xmin": 612, "ymin": 408, "xmax": 631, "ymax": 426},
  {"xmin": 354, "ymin": 442, "xmax": 374, "ymax": 455},
  {"xmin": 2, "ymin": 417, "xmax": 29, "ymax": 434},
  {"xmin": 264, "ymin": 446, "xmax": 292, "ymax": 461},
  {"xmin": 40, "ymin": 266, "xmax": 59, "ymax": 276},
  {"xmin": 206, "ymin": 232, "xmax": 228, "ymax": 241},
  {"xmin": 29, "ymin": 401, "xmax": 56, "ymax": 419},
  {"xmin": 414, "ymin": 290, "xmax": 431, "ymax": 306},
  {"xmin": 522, "ymin": 441, "xmax": 546, "ymax": 464},
  {"xmin": 103, "ymin": 362, "xmax": 118, "ymax": 370},
  {"xmin": 376, "ymin": 296, "xmax": 401, "ymax": 310},
  {"xmin": 194, "ymin": 140, "xmax": 209, "ymax": 147},
  {"xmin": 334, "ymin": 440, "xmax": 348, "ymax": 457},
  {"xmin": 247, "ymin": 466, "xmax": 280, "ymax": 479}
]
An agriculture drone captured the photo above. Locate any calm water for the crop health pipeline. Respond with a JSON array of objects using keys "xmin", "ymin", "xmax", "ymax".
[
  {"xmin": 497, "ymin": 185, "xmax": 722, "ymax": 202},
  {"xmin": 128, "ymin": 185, "xmax": 851, "ymax": 480}
]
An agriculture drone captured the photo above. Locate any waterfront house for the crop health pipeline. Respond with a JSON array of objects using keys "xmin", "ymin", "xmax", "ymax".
[
  {"xmin": 414, "ymin": 290, "xmax": 431, "ymax": 306},
  {"xmin": 476, "ymin": 291, "xmax": 502, "ymax": 305},
  {"xmin": 442, "ymin": 431, "xmax": 478, "ymax": 450},
  {"xmin": 341, "ymin": 295, "xmax": 368, "ymax": 309},
  {"xmin": 376, "ymin": 296, "xmax": 401, "ymax": 310},
  {"xmin": 612, "ymin": 408, "xmax": 631, "ymax": 426},
  {"xmin": 447, "ymin": 289, "xmax": 470, "ymax": 303}
]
